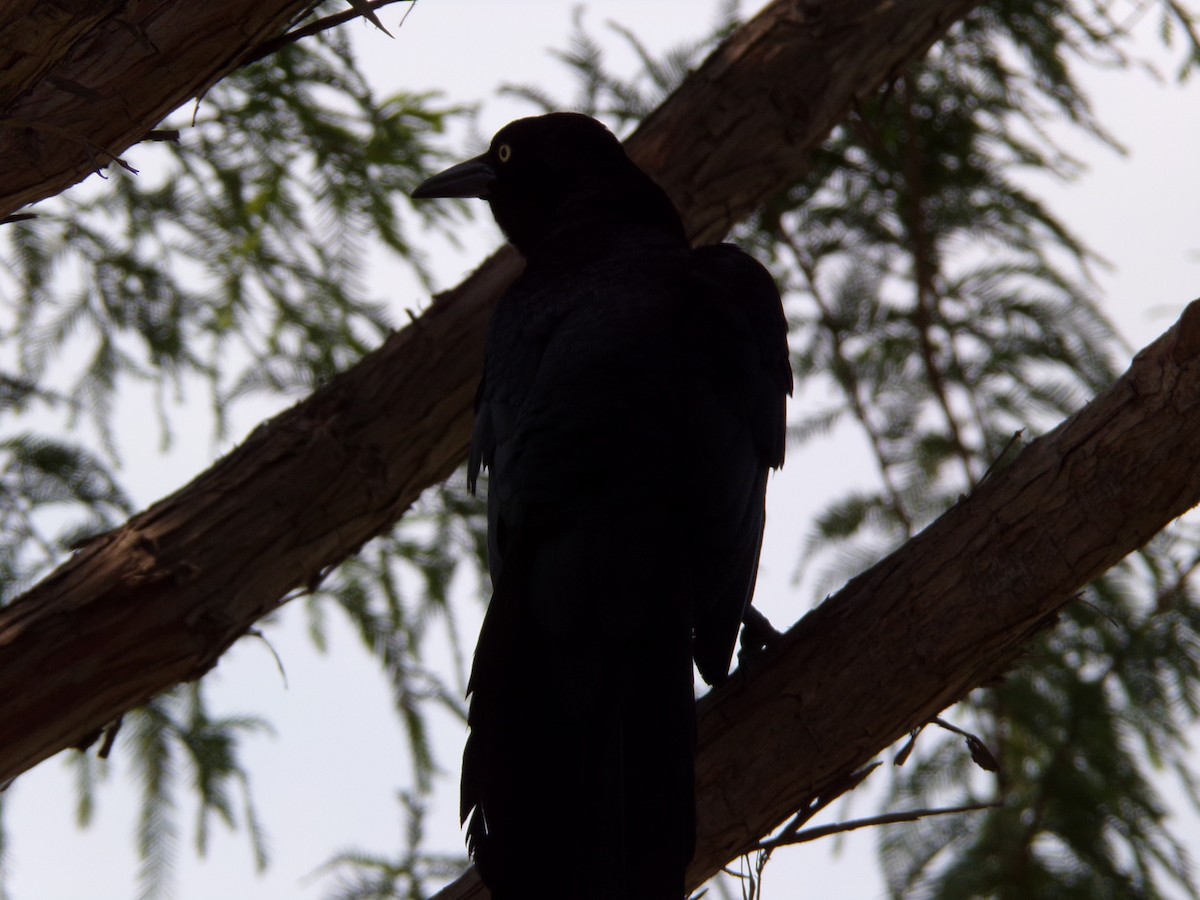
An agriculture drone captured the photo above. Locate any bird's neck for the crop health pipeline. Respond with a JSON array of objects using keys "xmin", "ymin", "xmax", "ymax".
[
  {"xmin": 498, "ymin": 173, "xmax": 687, "ymax": 262},
  {"xmin": 523, "ymin": 214, "xmax": 683, "ymax": 264}
]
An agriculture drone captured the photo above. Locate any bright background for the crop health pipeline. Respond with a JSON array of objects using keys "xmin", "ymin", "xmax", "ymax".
[{"xmin": 3, "ymin": 1, "xmax": 1200, "ymax": 898}]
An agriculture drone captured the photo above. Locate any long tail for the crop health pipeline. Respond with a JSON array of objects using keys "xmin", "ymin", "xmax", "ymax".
[{"xmin": 461, "ymin": 536, "xmax": 696, "ymax": 900}]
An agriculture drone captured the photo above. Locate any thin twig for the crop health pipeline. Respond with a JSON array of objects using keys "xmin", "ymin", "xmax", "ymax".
[
  {"xmin": 768, "ymin": 761, "xmax": 883, "ymax": 847},
  {"xmin": 242, "ymin": 0, "xmax": 413, "ymax": 67},
  {"xmin": 757, "ymin": 801, "xmax": 999, "ymax": 851},
  {"xmin": 141, "ymin": 129, "xmax": 181, "ymax": 143},
  {"xmin": 933, "ymin": 715, "xmax": 1000, "ymax": 772},
  {"xmin": 979, "ymin": 429, "xmax": 1024, "ymax": 484},
  {"xmin": 245, "ymin": 628, "xmax": 289, "ymax": 689},
  {"xmin": 0, "ymin": 118, "xmax": 137, "ymax": 175},
  {"xmin": 97, "ymin": 716, "xmax": 123, "ymax": 759}
]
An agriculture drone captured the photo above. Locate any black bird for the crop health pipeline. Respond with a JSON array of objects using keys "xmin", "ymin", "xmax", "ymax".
[{"xmin": 413, "ymin": 113, "xmax": 790, "ymax": 899}]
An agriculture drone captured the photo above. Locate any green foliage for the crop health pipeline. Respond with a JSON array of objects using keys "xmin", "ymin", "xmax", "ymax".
[
  {"xmin": 275, "ymin": 470, "xmax": 489, "ymax": 900},
  {"xmin": 63, "ymin": 686, "xmax": 273, "ymax": 900},
  {"xmin": 506, "ymin": 2, "xmax": 1200, "ymax": 899},
  {"xmin": 0, "ymin": 434, "xmax": 130, "ymax": 601},
  {"xmin": 315, "ymin": 793, "xmax": 467, "ymax": 900},
  {"xmin": 304, "ymin": 477, "xmax": 489, "ymax": 795},
  {"xmin": 3, "ymin": 0, "xmax": 1200, "ymax": 898},
  {"xmin": 759, "ymin": 0, "xmax": 1129, "ymax": 590},
  {"xmin": 3, "ymin": 38, "xmax": 464, "ymax": 430},
  {"xmin": 498, "ymin": 1, "xmax": 741, "ymax": 133},
  {"xmin": 0, "ymin": 5, "xmax": 473, "ymax": 897},
  {"xmin": 880, "ymin": 554, "xmax": 1200, "ymax": 898},
  {"xmin": 127, "ymin": 686, "xmax": 273, "ymax": 897},
  {"xmin": 743, "ymin": 2, "xmax": 1200, "ymax": 898}
]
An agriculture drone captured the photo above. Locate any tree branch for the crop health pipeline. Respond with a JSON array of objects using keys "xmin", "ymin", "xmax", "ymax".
[
  {"xmin": 0, "ymin": 0, "xmax": 989, "ymax": 787},
  {"xmin": 0, "ymin": 0, "xmax": 317, "ymax": 218},
  {"xmin": 242, "ymin": 0, "xmax": 414, "ymax": 67},
  {"xmin": 428, "ymin": 298, "xmax": 1200, "ymax": 893},
  {"xmin": 3, "ymin": 0, "xmax": 1200, "ymax": 892},
  {"xmin": 757, "ymin": 801, "xmax": 1000, "ymax": 851}
]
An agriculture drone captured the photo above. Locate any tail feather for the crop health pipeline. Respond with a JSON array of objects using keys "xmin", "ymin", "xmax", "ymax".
[{"xmin": 462, "ymin": 532, "xmax": 695, "ymax": 899}]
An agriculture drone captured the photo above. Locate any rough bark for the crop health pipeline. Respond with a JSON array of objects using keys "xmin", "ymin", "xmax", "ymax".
[
  {"xmin": 10, "ymin": 0, "xmax": 1197, "ymax": 892},
  {"xmin": 0, "ymin": 0, "xmax": 972, "ymax": 225},
  {"xmin": 0, "ymin": 0, "xmax": 987, "ymax": 786},
  {"xmin": 423, "ymin": 300, "xmax": 1200, "ymax": 896},
  {"xmin": 0, "ymin": 0, "xmax": 315, "ymax": 219},
  {"xmin": 0, "ymin": 0, "xmax": 1196, "ymax": 892},
  {"xmin": 685, "ymin": 300, "xmax": 1200, "ymax": 884}
]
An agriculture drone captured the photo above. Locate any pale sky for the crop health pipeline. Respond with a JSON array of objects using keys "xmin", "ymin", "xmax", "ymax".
[{"xmin": 3, "ymin": 2, "xmax": 1200, "ymax": 899}]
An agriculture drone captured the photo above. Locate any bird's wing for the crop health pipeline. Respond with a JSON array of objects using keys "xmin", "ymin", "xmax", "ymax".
[
  {"xmin": 685, "ymin": 243, "xmax": 791, "ymax": 685},
  {"xmin": 467, "ymin": 373, "xmax": 491, "ymax": 495},
  {"xmin": 462, "ymin": 245, "xmax": 699, "ymax": 898},
  {"xmin": 461, "ymin": 237, "xmax": 789, "ymax": 894}
]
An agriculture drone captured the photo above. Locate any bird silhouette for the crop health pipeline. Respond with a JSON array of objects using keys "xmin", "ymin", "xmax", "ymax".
[{"xmin": 413, "ymin": 112, "xmax": 790, "ymax": 899}]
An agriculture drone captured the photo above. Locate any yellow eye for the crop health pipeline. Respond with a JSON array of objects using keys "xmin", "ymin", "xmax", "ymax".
[{"xmin": 497, "ymin": 143, "xmax": 512, "ymax": 163}]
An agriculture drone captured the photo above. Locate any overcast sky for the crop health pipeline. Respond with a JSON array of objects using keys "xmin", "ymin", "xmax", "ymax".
[{"xmin": 4, "ymin": 2, "xmax": 1200, "ymax": 899}]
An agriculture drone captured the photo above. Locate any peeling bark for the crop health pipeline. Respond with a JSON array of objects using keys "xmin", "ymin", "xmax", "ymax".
[
  {"xmin": 3, "ymin": 0, "xmax": 1198, "ymax": 891},
  {"xmin": 0, "ymin": 0, "xmax": 311, "ymax": 217},
  {"xmin": 17, "ymin": 0, "xmax": 1192, "ymax": 894},
  {"xmin": 429, "ymin": 300, "xmax": 1200, "ymax": 895},
  {"xmin": 0, "ymin": 0, "xmax": 988, "ymax": 789}
]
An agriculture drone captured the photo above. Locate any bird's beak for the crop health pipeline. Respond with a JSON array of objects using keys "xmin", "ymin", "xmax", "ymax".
[{"xmin": 411, "ymin": 154, "xmax": 496, "ymax": 199}]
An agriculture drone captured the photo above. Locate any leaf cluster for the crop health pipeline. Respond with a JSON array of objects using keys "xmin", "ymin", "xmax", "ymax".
[
  {"xmin": 0, "ymin": 6, "xmax": 473, "ymax": 895},
  {"xmin": 4, "ymin": 0, "xmax": 1200, "ymax": 898},
  {"xmin": 738, "ymin": 1, "xmax": 1200, "ymax": 897},
  {"xmin": 501, "ymin": 2, "xmax": 1200, "ymax": 898}
]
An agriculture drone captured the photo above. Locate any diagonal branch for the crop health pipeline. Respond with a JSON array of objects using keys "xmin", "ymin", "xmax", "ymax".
[
  {"xmin": 757, "ymin": 801, "xmax": 1000, "ymax": 851},
  {"xmin": 4, "ymin": 1, "xmax": 1200, "ymax": 892},
  {"xmin": 243, "ymin": 0, "xmax": 414, "ymax": 66},
  {"xmin": 0, "ymin": 0, "xmax": 315, "ymax": 217},
  {"xmin": 428, "ymin": 297, "xmax": 1200, "ymax": 894},
  {"xmin": 0, "ymin": 0, "xmax": 988, "ymax": 789}
]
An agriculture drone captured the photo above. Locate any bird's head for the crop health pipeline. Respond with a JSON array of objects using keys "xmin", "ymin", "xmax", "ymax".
[{"xmin": 412, "ymin": 112, "xmax": 684, "ymax": 257}]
